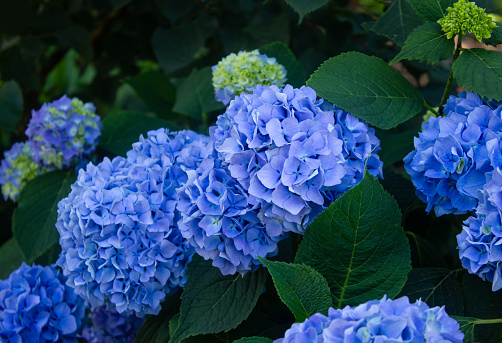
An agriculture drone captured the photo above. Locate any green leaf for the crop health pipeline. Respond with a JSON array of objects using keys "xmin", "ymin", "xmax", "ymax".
[
  {"xmin": 258, "ymin": 257, "xmax": 332, "ymax": 322},
  {"xmin": 135, "ymin": 296, "xmax": 181, "ymax": 343},
  {"xmin": 451, "ymin": 316, "xmax": 485, "ymax": 343},
  {"xmin": 307, "ymin": 52, "xmax": 424, "ymax": 130},
  {"xmin": 233, "ymin": 338, "xmax": 273, "ymax": 343},
  {"xmin": 126, "ymin": 71, "xmax": 177, "ymax": 119},
  {"xmin": 99, "ymin": 110, "xmax": 180, "ymax": 157},
  {"xmin": 172, "ymin": 67, "xmax": 225, "ymax": 119},
  {"xmin": 365, "ymin": 0, "xmax": 424, "ymax": 46},
  {"xmin": 0, "ymin": 239, "xmax": 24, "ymax": 279},
  {"xmin": 391, "ymin": 22, "xmax": 454, "ymax": 65},
  {"xmin": 398, "ymin": 268, "xmax": 463, "ymax": 315},
  {"xmin": 484, "ymin": 25, "xmax": 502, "ymax": 47},
  {"xmin": 407, "ymin": 0, "xmax": 455, "ymax": 22},
  {"xmin": 452, "ymin": 49, "xmax": 502, "ymax": 101},
  {"xmin": 152, "ymin": 18, "xmax": 216, "ymax": 74},
  {"xmin": 0, "ymin": 80, "xmax": 23, "ymax": 132},
  {"xmin": 377, "ymin": 128, "xmax": 419, "ymax": 166},
  {"xmin": 259, "ymin": 41, "xmax": 306, "ymax": 88},
  {"xmin": 284, "ymin": 0, "xmax": 329, "ymax": 23},
  {"xmin": 295, "ymin": 173, "xmax": 411, "ymax": 308},
  {"xmin": 169, "ymin": 256, "xmax": 267, "ymax": 343},
  {"xmin": 12, "ymin": 169, "xmax": 76, "ymax": 263},
  {"xmin": 405, "ymin": 232, "xmax": 448, "ymax": 268},
  {"xmin": 380, "ymin": 171, "xmax": 419, "ymax": 213}
]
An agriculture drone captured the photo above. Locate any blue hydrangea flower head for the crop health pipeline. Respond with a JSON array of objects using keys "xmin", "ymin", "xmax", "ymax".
[
  {"xmin": 275, "ymin": 296, "xmax": 464, "ymax": 343},
  {"xmin": 81, "ymin": 305, "xmax": 144, "ymax": 343},
  {"xmin": 56, "ymin": 129, "xmax": 211, "ymax": 317},
  {"xmin": 0, "ymin": 262, "xmax": 87, "ymax": 343},
  {"xmin": 26, "ymin": 95, "xmax": 103, "ymax": 169},
  {"xmin": 404, "ymin": 91, "xmax": 502, "ymax": 216},
  {"xmin": 0, "ymin": 142, "xmax": 49, "ymax": 201},
  {"xmin": 211, "ymin": 84, "xmax": 383, "ymax": 234},
  {"xmin": 177, "ymin": 157, "xmax": 288, "ymax": 275},
  {"xmin": 212, "ymin": 50, "xmax": 287, "ymax": 105}
]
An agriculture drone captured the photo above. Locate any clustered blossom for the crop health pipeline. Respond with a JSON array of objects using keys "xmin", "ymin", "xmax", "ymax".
[
  {"xmin": 438, "ymin": 0, "xmax": 497, "ymax": 41},
  {"xmin": 212, "ymin": 84, "xmax": 383, "ymax": 235},
  {"xmin": 275, "ymin": 296, "xmax": 463, "ymax": 343},
  {"xmin": 26, "ymin": 95, "xmax": 102, "ymax": 169},
  {"xmin": 81, "ymin": 306, "xmax": 144, "ymax": 343},
  {"xmin": 0, "ymin": 263, "xmax": 87, "ymax": 343},
  {"xmin": 177, "ymin": 158, "xmax": 287, "ymax": 275},
  {"xmin": 56, "ymin": 129, "xmax": 211, "ymax": 316},
  {"xmin": 212, "ymin": 50, "xmax": 287, "ymax": 105},
  {"xmin": 0, "ymin": 142, "xmax": 49, "ymax": 201},
  {"xmin": 404, "ymin": 91, "xmax": 502, "ymax": 216}
]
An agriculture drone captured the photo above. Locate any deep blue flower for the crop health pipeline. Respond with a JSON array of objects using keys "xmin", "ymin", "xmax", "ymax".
[
  {"xmin": 0, "ymin": 263, "xmax": 87, "ymax": 343},
  {"xmin": 405, "ymin": 91, "xmax": 502, "ymax": 216},
  {"xmin": 57, "ymin": 129, "xmax": 210, "ymax": 316},
  {"xmin": 211, "ymin": 84, "xmax": 383, "ymax": 234},
  {"xmin": 81, "ymin": 305, "xmax": 144, "ymax": 343},
  {"xmin": 275, "ymin": 296, "xmax": 463, "ymax": 343},
  {"xmin": 25, "ymin": 95, "xmax": 102, "ymax": 169}
]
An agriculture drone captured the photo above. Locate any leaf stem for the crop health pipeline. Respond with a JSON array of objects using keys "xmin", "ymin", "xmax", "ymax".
[
  {"xmin": 470, "ymin": 318, "xmax": 502, "ymax": 325},
  {"xmin": 423, "ymin": 101, "xmax": 439, "ymax": 117},
  {"xmin": 439, "ymin": 34, "xmax": 463, "ymax": 115}
]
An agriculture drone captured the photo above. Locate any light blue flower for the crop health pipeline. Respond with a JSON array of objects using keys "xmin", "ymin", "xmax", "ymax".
[
  {"xmin": 0, "ymin": 263, "xmax": 87, "ymax": 343},
  {"xmin": 275, "ymin": 296, "xmax": 463, "ymax": 343}
]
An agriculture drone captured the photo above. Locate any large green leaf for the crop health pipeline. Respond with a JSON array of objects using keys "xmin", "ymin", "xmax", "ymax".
[
  {"xmin": 295, "ymin": 173, "xmax": 412, "ymax": 308},
  {"xmin": 172, "ymin": 67, "xmax": 225, "ymax": 120},
  {"xmin": 0, "ymin": 238, "xmax": 24, "ymax": 279},
  {"xmin": 377, "ymin": 128, "xmax": 418, "ymax": 167},
  {"xmin": 169, "ymin": 256, "xmax": 267, "ymax": 343},
  {"xmin": 12, "ymin": 169, "xmax": 76, "ymax": 263},
  {"xmin": 233, "ymin": 338, "xmax": 273, "ymax": 343},
  {"xmin": 0, "ymin": 80, "xmax": 23, "ymax": 133},
  {"xmin": 407, "ymin": 0, "xmax": 455, "ymax": 22},
  {"xmin": 398, "ymin": 268, "xmax": 463, "ymax": 315},
  {"xmin": 126, "ymin": 71, "xmax": 177, "ymax": 119},
  {"xmin": 284, "ymin": 0, "xmax": 329, "ymax": 23},
  {"xmin": 134, "ymin": 295, "xmax": 181, "ymax": 343},
  {"xmin": 259, "ymin": 41, "xmax": 306, "ymax": 88},
  {"xmin": 452, "ymin": 49, "xmax": 502, "ymax": 101},
  {"xmin": 99, "ymin": 111, "xmax": 180, "ymax": 157},
  {"xmin": 307, "ymin": 52, "xmax": 424, "ymax": 130},
  {"xmin": 365, "ymin": 0, "xmax": 424, "ymax": 46},
  {"xmin": 391, "ymin": 22, "xmax": 454, "ymax": 65},
  {"xmin": 258, "ymin": 257, "xmax": 332, "ymax": 322},
  {"xmin": 484, "ymin": 25, "xmax": 502, "ymax": 47}
]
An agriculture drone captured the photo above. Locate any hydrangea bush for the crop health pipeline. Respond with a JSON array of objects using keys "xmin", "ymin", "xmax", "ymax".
[{"xmin": 2, "ymin": 0, "xmax": 502, "ymax": 342}]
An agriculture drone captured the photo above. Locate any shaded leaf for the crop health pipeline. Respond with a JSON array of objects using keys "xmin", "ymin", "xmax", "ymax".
[
  {"xmin": 172, "ymin": 67, "xmax": 225, "ymax": 119},
  {"xmin": 99, "ymin": 111, "xmax": 180, "ymax": 157},
  {"xmin": 377, "ymin": 128, "xmax": 419, "ymax": 166},
  {"xmin": 233, "ymin": 338, "xmax": 273, "ymax": 343},
  {"xmin": 452, "ymin": 316, "xmax": 484, "ymax": 343},
  {"xmin": 407, "ymin": 0, "xmax": 455, "ymax": 22},
  {"xmin": 135, "ymin": 295, "xmax": 181, "ymax": 343},
  {"xmin": 0, "ymin": 80, "xmax": 23, "ymax": 133},
  {"xmin": 295, "ymin": 173, "xmax": 412, "ymax": 308},
  {"xmin": 405, "ymin": 232, "xmax": 448, "ymax": 268},
  {"xmin": 453, "ymin": 49, "xmax": 502, "ymax": 101},
  {"xmin": 0, "ymin": 239, "xmax": 24, "ymax": 279},
  {"xmin": 484, "ymin": 25, "xmax": 502, "ymax": 47},
  {"xmin": 12, "ymin": 170, "xmax": 76, "ymax": 263},
  {"xmin": 284, "ymin": 0, "xmax": 329, "ymax": 23},
  {"xmin": 391, "ymin": 22, "xmax": 454, "ymax": 65},
  {"xmin": 258, "ymin": 257, "xmax": 332, "ymax": 322},
  {"xmin": 380, "ymin": 171, "xmax": 419, "ymax": 213},
  {"xmin": 365, "ymin": 0, "xmax": 424, "ymax": 46},
  {"xmin": 169, "ymin": 256, "xmax": 267, "ymax": 343},
  {"xmin": 307, "ymin": 52, "xmax": 424, "ymax": 129},
  {"xmin": 259, "ymin": 41, "xmax": 306, "ymax": 88},
  {"xmin": 56, "ymin": 25, "xmax": 93, "ymax": 61}
]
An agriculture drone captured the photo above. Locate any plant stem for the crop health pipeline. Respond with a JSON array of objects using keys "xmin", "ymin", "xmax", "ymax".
[
  {"xmin": 424, "ymin": 101, "xmax": 440, "ymax": 117},
  {"xmin": 439, "ymin": 34, "xmax": 463, "ymax": 115}
]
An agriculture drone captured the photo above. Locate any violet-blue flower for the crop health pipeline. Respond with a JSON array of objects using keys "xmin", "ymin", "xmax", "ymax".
[
  {"xmin": 275, "ymin": 296, "xmax": 463, "ymax": 343},
  {"xmin": 0, "ymin": 262, "xmax": 87, "ymax": 343},
  {"xmin": 211, "ymin": 84, "xmax": 383, "ymax": 234},
  {"xmin": 404, "ymin": 91, "xmax": 502, "ymax": 216},
  {"xmin": 0, "ymin": 142, "xmax": 50, "ymax": 202},
  {"xmin": 80, "ymin": 305, "xmax": 144, "ymax": 343},
  {"xmin": 57, "ymin": 129, "xmax": 210, "ymax": 316},
  {"xmin": 26, "ymin": 95, "xmax": 102, "ymax": 169},
  {"xmin": 177, "ymin": 157, "xmax": 288, "ymax": 275}
]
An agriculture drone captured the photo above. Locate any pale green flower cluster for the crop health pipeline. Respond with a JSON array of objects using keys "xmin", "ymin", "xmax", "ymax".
[
  {"xmin": 438, "ymin": 0, "xmax": 497, "ymax": 42},
  {"xmin": 212, "ymin": 50, "xmax": 287, "ymax": 104}
]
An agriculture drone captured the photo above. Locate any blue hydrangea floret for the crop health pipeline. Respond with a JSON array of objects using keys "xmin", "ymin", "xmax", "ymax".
[
  {"xmin": 0, "ymin": 263, "xmax": 87, "ymax": 343},
  {"xmin": 275, "ymin": 296, "xmax": 463, "ymax": 343},
  {"xmin": 26, "ymin": 95, "xmax": 102, "ymax": 169}
]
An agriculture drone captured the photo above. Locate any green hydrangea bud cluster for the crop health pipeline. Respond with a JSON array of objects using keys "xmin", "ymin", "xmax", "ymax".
[
  {"xmin": 438, "ymin": 0, "xmax": 497, "ymax": 42},
  {"xmin": 212, "ymin": 50, "xmax": 287, "ymax": 104}
]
